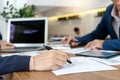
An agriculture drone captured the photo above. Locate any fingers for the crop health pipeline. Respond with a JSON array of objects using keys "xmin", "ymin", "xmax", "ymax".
[
  {"xmin": 61, "ymin": 40, "xmax": 67, "ymax": 45},
  {"xmin": 2, "ymin": 46, "xmax": 15, "ymax": 49},
  {"xmin": 56, "ymin": 55, "xmax": 68, "ymax": 65},
  {"xmin": 84, "ymin": 42, "xmax": 93, "ymax": 48},
  {"xmin": 52, "ymin": 56, "xmax": 68, "ymax": 70},
  {"xmin": 69, "ymin": 41, "xmax": 79, "ymax": 48},
  {"xmin": 52, "ymin": 59, "xmax": 68, "ymax": 70},
  {"xmin": 54, "ymin": 60, "xmax": 66, "ymax": 69},
  {"xmin": 66, "ymin": 36, "xmax": 75, "ymax": 44},
  {"xmin": 50, "ymin": 50, "xmax": 69, "ymax": 70},
  {"xmin": 50, "ymin": 50, "xmax": 69, "ymax": 65},
  {"xmin": 6, "ymin": 42, "xmax": 13, "ymax": 46},
  {"xmin": 61, "ymin": 36, "xmax": 79, "ymax": 48},
  {"xmin": 61, "ymin": 36, "xmax": 75, "ymax": 45},
  {"xmin": 0, "ymin": 41, "xmax": 15, "ymax": 49},
  {"xmin": 84, "ymin": 40, "xmax": 103, "ymax": 50},
  {"xmin": 51, "ymin": 65, "xmax": 61, "ymax": 70},
  {"xmin": 85, "ymin": 42, "xmax": 98, "ymax": 49}
]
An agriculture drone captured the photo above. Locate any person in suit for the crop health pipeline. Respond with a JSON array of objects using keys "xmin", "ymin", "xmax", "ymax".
[
  {"xmin": 61, "ymin": 0, "xmax": 120, "ymax": 51},
  {"xmin": 0, "ymin": 41, "xmax": 69, "ymax": 75},
  {"xmin": 73, "ymin": 27, "xmax": 80, "ymax": 37}
]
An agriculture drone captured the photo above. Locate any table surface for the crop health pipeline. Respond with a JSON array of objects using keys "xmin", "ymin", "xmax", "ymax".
[{"xmin": 12, "ymin": 63, "xmax": 120, "ymax": 80}]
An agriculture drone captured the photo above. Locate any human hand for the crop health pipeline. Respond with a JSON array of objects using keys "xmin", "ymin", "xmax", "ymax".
[
  {"xmin": 0, "ymin": 41, "xmax": 15, "ymax": 49},
  {"xmin": 30, "ymin": 50, "xmax": 69, "ymax": 71},
  {"xmin": 84, "ymin": 39, "xmax": 104, "ymax": 50},
  {"xmin": 61, "ymin": 36, "xmax": 78, "ymax": 47}
]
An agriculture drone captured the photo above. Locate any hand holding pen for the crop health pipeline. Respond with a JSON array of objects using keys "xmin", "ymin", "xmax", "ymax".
[
  {"xmin": 32, "ymin": 49, "xmax": 71, "ymax": 71},
  {"xmin": 44, "ymin": 45, "xmax": 72, "ymax": 64}
]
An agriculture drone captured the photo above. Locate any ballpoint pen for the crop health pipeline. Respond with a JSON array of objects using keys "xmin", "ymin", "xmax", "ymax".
[{"xmin": 44, "ymin": 45, "xmax": 72, "ymax": 64}]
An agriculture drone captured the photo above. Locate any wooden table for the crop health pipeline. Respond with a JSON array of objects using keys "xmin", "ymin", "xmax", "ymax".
[
  {"xmin": 12, "ymin": 65, "xmax": 120, "ymax": 80},
  {"xmin": 1, "ymin": 50, "xmax": 120, "ymax": 80}
]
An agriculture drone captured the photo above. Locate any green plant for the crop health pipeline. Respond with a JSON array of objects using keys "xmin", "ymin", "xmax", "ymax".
[
  {"xmin": 0, "ymin": 1, "xmax": 36, "ymax": 22},
  {"xmin": 19, "ymin": 4, "xmax": 36, "ymax": 17}
]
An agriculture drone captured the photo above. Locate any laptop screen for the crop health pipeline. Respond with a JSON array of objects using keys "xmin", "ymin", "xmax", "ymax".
[{"xmin": 6, "ymin": 18, "xmax": 48, "ymax": 47}]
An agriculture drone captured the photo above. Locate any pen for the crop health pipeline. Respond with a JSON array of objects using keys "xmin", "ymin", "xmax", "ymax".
[{"xmin": 44, "ymin": 45, "xmax": 72, "ymax": 64}]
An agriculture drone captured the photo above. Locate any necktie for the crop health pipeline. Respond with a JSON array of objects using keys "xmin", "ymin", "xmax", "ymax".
[
  {"xmin": 119, "ymin": 27, "xmax": 120, "ymax": 38},
  {"xmin": 0, "ymin": 77, "xmax": 4, "ymax": 80}
]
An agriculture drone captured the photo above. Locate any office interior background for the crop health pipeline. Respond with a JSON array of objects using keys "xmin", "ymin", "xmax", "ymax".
[{"xmin": 0, "ymin": 0, "xmax": 112, "ymax": 38}]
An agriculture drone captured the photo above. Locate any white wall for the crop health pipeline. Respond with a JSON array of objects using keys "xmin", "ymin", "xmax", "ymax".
[
  {"xmin": 27, "ymin": 0, "xmax": 112, "ymax": 7},
  {"xmin": 48, "ymin": 12, "xmax": 101, "ymax": 37},
  {"xmin": 47, "ymin": 0, "xmax": 112, "ymax": 37},
  {"xmin": 14, "ymin": 0, "xmax": 27, "ymax": 9}
]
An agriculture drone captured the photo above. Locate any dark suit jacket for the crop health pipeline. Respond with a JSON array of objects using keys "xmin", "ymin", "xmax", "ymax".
[
  {"xmin": 76, "ymin": 4, "xmax": 120, "ymax": 50},
  {"xmin": 0, "ymin": 56, "xmax": 30, "ymax": 75},
  {"xmin": 0, "ymin": 35, "xmax": 2, "ymax": 40}
]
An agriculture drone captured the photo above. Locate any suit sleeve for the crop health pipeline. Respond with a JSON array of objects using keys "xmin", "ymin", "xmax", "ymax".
[
  {"xmin": 76, "ymin": 5, "xmax": 112, "ymax": 46},
  {"xmin": 76, "ymin": 15, "xmax": 108, "ymax": 46},
  {"xmin": 103, "ymin": 39, "xmax": 120, "ymax": 50},
  {"xmin": 0, "ymin": 55, "xmax": 30, "ymax": 75}
]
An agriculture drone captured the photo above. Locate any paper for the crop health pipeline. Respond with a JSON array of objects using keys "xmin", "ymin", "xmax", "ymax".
[
  {"xmin": 52, "ymin": 57, "xmax": 117, "ymax": 76},
  {"xmin": 50, "ymin": 37, "xmax": 64, "ymax": 41},
  {"xmin": 89, "ymin": 55, "xmax": 120, "ymax": 65},
  {"xmin": 1, "ymin": 51, "xmax": 44, "ymax": 57},
  {"xmin": 62, "ymin": 48, "xmax": 91, "ymax": 54},
  {"xmin": 48, "ymin": 44, "xmax": 71, "ymax": 50}
]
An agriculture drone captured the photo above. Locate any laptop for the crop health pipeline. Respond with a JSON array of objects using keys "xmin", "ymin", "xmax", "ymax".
[{"xmin": 1, "ymin": 17, "xmax": 48, "ymax": 52}]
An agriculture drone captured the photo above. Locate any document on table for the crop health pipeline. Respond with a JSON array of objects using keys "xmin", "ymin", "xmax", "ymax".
[
  {"xmin": 48, "ymin": 44, "xmax": 71, "ymax": 50},
  {"xmin": 89, "ymin": 55, "xmax": 120, "ymax": 65},
  {"xmin": 52, "ymin": 57, "xmax": 117, "ymax": 76},
  {"xmin": 62, "ymin": 48, "xmax": 91, "ymax": 54}
]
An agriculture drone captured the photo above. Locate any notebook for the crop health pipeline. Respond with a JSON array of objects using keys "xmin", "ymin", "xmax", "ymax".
[{"xmin": 1, "ymin": 18, "xmax": 48, "ymax": 52}]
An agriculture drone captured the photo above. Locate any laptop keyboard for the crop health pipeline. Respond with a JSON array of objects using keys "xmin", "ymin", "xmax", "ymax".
[
  {"xmin": 15, "ymin": 47, "xmax": 39, "ymax": 49},
  {"xmin": 14, "ymin": 47, "xmax": 44, "ymax": 51},
  {"xmin": 0, "ymin": 47, "xmax": 44, "ymax": 53}
]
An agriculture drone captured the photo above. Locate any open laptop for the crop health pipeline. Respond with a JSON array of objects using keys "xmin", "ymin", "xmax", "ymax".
[{"xmin": 1, "ymin": 17, "xmax": 48, "ymax": 52}]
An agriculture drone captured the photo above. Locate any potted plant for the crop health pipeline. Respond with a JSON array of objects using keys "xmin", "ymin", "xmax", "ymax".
[{"xmin": 0, "ymin": 1, "xmax": 36, "ymax": 22}]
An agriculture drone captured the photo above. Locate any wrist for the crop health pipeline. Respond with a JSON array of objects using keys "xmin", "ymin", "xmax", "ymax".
[{"xmin": 29, "ymin": 56, "xmax": 35, "ymax": 71}]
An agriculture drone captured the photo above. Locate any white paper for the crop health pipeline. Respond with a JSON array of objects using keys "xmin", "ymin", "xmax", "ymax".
[
  {"xmin": 50, "ymin": 37, "xmax": 64, "ymax": 41},
  {"xmin": 52, "ymin": 57, "xmax": 117, "ymax": 76},
  {"xmin": 48, "ymin": 44, "xmax": 71, "ymax": 50},
  {"xmin": 62, "ymin": 48, "xmax": 91, "ymax": 54},
  {"xmin": 89, "ymin": 55, "xmax": 120, "ymax": 65}
]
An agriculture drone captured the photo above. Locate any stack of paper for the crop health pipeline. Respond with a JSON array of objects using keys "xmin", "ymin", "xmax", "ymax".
[
  {"xmin": 52, "ymin": 57, "xmax": 117, "ymax": 76},
  {"xmin": 62, "ymin": 48, "xmax": 91, "ymax": 54},
  {"xmin": 48, "ymin": 44, "xmax": 71, "ymax": 50}
]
